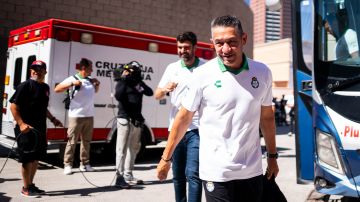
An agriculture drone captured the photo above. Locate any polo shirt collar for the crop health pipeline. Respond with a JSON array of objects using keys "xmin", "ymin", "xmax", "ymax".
[
  {"xmin": 217, "ymin": 54, "xmax": 249, "ymax": 74},
  {"xmin": 181, "ymin": 57, "xmax": 200, "ymax": 69},
  {"xmin": 76, "ymin": 73, "xmax": 85, "ymax": 79}
]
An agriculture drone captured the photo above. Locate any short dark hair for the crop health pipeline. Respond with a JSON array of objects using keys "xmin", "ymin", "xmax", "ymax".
[
  {"xmin": 176, "ymin": 31, "xmax": 197, "ymax": 46},
  {"xmin": 80, "ymin": 58, "xmax": 92, "ymax": 68},
  {"xmin": 211, "ymin": 15, "xmax": 244, "ymax": 36}
]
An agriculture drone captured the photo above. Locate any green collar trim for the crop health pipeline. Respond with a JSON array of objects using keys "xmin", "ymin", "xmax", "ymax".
[
  {"xmin": 181, "ymin": 57, "xmax": 200, "ymax": 69},
  {"xmin": 76, "ymin": 73, "xmax": 84, "ymax": 79},
  {"xmin": 217, "ymin": 54, "xmax": 249, "ymax": 75}
]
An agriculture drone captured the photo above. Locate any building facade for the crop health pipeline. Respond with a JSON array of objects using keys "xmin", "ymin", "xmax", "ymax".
[
  {"xmin": 250, "ymin": 0, "xmax": 292, "ymax": 44},
  {"xmin": 250, "ymin": 0, "xmax": 293, "ymax": 96}
]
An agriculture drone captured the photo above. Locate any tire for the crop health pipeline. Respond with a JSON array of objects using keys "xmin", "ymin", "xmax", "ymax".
[
  {"xmin": 136, "ymin": 126, "xmax": 151, "ymax": 161},
  {"xmin": 103, "ymin": 134, "xmax": 117, "ymax": 161},
  {"xmin": 58, "ymin": 144, "xmax": 66, "ymax": 161}
]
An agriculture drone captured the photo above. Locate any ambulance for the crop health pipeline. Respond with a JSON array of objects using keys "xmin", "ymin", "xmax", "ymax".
[{"xmin": 1, "ymin": 18, "xmax": 214, "ymax": 157}]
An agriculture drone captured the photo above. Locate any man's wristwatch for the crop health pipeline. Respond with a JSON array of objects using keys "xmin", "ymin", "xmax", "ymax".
[{"xmin": 266, "ymin": 152, "xmax": 279, "ymax": 159}]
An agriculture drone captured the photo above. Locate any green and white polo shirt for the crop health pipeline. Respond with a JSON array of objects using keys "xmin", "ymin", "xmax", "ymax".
[
  {"xmin": 182, "ymin": 56, "xmax": 273, "ymax": 182},
  {"xmin": 158, "ymin": 57, "xmax": 205, "ymax": 131}
]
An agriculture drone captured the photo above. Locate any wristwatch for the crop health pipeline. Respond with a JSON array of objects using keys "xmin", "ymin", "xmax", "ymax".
[{"xmin": 266, "ymin": 152, "xmax": 279, "ymax": 159}]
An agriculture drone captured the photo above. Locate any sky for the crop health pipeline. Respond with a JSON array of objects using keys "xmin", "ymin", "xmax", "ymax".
[{"xmin": 244, "ymin": 0, "xmax": 250, "ymax": 5}]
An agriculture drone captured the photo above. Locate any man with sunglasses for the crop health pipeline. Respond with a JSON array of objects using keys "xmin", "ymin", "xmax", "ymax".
[{"xmin": 10, "ymin": 60, "xmax": 63, "ymax": 198}]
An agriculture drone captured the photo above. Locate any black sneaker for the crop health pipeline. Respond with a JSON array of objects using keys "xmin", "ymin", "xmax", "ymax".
[
  {"xmin": 21, "ymin": 187, "xmax": 40, "ymax": 198},
  {"xmin": 30, "ymin": 184, "xmax": 45, "ymax": 194},
  {"xmin": 115, "ymin": 175, "xmax": 131, "ymax": 189}
]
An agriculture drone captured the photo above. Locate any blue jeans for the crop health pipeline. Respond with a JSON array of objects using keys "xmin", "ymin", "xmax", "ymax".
[{"xmin": 172, "ymin": 129, "xmax": 202, "ymax": 202}]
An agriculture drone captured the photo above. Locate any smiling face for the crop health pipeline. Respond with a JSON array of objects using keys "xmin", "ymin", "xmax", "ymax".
[
  {"xmin": 211, "ymin": 26, "xmax": 247, "ymax": 69},
  {"xmin": 31, "ymin": 67, "xmax": 47, "ymax": 82}
]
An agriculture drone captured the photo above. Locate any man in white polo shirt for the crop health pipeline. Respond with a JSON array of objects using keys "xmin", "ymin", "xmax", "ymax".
[
  {"xmin": 157, "ymin": 15, "xmax": 279, "ymax": 202},
  {"xmin": 155, "ymin": 32, "xmax": 205, "ymax": 202},
  {"xmin": 55, "ymin": 58, "xmax": 100, "ymax": 175}
]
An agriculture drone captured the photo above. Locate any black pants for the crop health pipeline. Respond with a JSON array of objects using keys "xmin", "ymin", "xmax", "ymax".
[{"xmin": 203, "ymin": 175, "xmax": 263, "ymax": 202}]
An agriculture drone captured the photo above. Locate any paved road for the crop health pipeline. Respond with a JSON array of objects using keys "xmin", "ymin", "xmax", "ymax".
[{"xmin": 0, "ymin": 126, "xmax": 316, "ymax": 202}]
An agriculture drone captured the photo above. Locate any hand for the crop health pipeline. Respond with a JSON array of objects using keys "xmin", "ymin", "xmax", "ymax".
[
  {"xmin": 163, "ymin": 82, "xmax": 177, "ymax": 93},
  {"xmin": 72, "ymin": 80, "xmax": 82, "ymax": 86},
  {"xmin": 266, "ymin": 158, "xmax": 279, "ymax": 179},
  {"xmin": 91, "ymin": 78, "xmax": 100, "ymax": 86},
  {"xmin": 52, "ymin": 118, "xmax": 64, "ymax": 127},
  {"xmin": 156, "ymin": 159, "xmax": 171, "ymax": 181},
  {"xmin": 19, "ymin": 122, "xmax": 31, "ymax": 134}
]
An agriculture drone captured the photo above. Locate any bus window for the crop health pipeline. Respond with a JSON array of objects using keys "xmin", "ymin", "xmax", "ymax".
[
  {"xmin": 319, "ymin": 0, "xmax": 360, "ymax": 64},
  {"xmin": 13, "ymin": 58, "xmax": 22, "ymax": 89},
  {"xmin": 26, "ymin": 55, "xmax": 36, "ymax": 80},
  {"xmin": 300, "ymin": 0, "xmax": 314, "ymax": 72}
]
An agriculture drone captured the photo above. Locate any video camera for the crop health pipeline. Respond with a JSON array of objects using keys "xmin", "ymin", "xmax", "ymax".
[{"xmin": 113, "ymin": 61, "xmax": 142, "ymax": 83}]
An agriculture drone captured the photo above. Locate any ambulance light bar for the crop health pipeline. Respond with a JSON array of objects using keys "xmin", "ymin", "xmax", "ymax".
[
  {"xmin": 24, "ymin": 30, "xmax": 30, "ymax": 39},
  {"xmin": 148, "ymin": 42, "xmax": 158, "ymax": 52},
  {"xmin": 35, "ymin": 29, "xmax": 41, "ymax": 37},
  {"xmin": 81, "ymin": 33, "xmax": 93, "ymax": 44}
]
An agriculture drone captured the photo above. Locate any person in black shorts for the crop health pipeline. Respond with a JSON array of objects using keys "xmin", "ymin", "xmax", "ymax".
[{"xmin": 10, "ymin": 60, "xmax": 63, "ymax": 198}]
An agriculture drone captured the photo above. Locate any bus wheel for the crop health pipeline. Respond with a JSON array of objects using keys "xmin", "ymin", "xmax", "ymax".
[{"xmin": 305, "ymin": 189, "xmax": 329, "ymax": 201}]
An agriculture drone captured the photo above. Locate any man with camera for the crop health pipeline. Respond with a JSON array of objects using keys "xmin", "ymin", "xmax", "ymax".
[
  {"xmin": 114, "ymin": 61, "xmax": 153, "ymax": 188},
  {"xmin": 54, "ymin": 58, "xmax": 100, "ymax": 175}
]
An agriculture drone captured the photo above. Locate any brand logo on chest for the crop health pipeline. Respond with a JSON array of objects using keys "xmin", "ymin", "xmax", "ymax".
[{"xmin": 251, "ymin": 77, "xmax": 259, "ymax": 88}]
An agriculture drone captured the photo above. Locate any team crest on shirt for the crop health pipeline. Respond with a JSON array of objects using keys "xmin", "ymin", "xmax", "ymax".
[
  {"xmin": 206, "ymin": 181, "xmax": 215, "ymax": 192},
  {"xmin": 251, "ymin": 77, "xmax": 259, "ymax": 88},
  {"xmin": 214, "ymin": 80, "xmax": 222, "ymax": 88}
]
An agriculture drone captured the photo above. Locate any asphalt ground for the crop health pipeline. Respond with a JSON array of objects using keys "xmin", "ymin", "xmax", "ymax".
[{"xmin": 0, "ymin": 126, "xmax": 324, "ymax": 202}]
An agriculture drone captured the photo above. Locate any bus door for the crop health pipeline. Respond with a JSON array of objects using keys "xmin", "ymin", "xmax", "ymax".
[{"xmin": 293, "ymin": 0, "xmax": 315, "ymax": 182}]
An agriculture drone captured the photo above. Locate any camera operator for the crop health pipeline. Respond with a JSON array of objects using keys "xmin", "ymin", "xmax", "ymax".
[{"xmin": 114, "ymin": 61, "xmax": 153, "ymax": 188}]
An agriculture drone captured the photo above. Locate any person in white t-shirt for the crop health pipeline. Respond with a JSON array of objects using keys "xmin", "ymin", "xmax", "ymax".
[
  {"xmin": 324, "ymin": 10, "xmax": 359, "ymax": 60},
  {"xmin": 54, "ymin": 58, "xmax": 100, "ymax": 175},
  {"xmin": 155, "ymin": 31, "xmax": 205, "ymax": 202},
  {"xmin": 157, "ymin": 15, "xmax": 279, "ymax": 202}
]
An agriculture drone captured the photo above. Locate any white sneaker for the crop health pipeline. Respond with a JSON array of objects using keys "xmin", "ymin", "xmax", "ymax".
[
  {"xmin": 79, "ymin": 164, "xmax": 95, "ymax": 172},
  {"xmin": 124, "ymin": 174, "xmax": 144, "ymax": 185},
  {"xmin": 63, "ymin": 165, "xmax": 72, "ymax": 175}
]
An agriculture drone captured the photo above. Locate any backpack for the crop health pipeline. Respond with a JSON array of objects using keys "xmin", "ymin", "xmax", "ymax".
[{"xmin": 63, "ymin": 75, "xmax": 79, "ymax": 110}]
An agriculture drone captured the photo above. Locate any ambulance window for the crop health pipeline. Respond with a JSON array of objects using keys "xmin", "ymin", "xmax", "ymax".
[
  {"xmin": 13, "ymin": 58, "xmax": 23, "ymax": 89},
  {"xmin": 26, "ymin": 55, "xmax": 36, "ymax": 79}
]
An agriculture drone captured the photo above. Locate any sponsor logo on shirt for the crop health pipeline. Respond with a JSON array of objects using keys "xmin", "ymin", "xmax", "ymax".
[
  {"xmin": 251, "ymin": 77, "xmax": 259, "ymax": 88},
  {"xmin": 214, "ymin": 80, "xmax": 222, "ymax": 88}
]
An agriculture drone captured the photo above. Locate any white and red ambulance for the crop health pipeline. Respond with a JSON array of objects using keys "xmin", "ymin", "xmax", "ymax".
[{"xmin": 1, "ymin": 18, "xmax": 214, "ymax": 156}]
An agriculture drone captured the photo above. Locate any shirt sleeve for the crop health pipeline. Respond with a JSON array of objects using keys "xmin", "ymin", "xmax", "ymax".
[
  {"xmin": 158, "ymin": 64, "xmax": 173, "ymax": 88},
  {"xmin": 9, "ymin": 82, "xmax": 28, "ymax": 106},
  {"xmin": 181, "ymin": 73, "xmax": 202, "ymax": 112},
  {"xmin": 60, "ymin": 76, "xmax": 76, "ymax": 85},
  {"xmin": 262, "ymin": 68, "xmax": 273, "ymax": 106}
]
